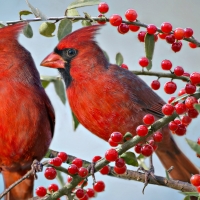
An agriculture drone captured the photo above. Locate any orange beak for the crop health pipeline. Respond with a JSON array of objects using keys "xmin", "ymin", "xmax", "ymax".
[{"xmin": 40, "ymin": 52, "xmax": 65, "ymax": 69}]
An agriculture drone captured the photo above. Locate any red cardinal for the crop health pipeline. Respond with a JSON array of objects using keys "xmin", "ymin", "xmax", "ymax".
[
  {"xmin": 41, "ymin": 25, "xmax": 198, "ymax": 182},
  {"xmin": 0, "ymin": 23, "xmax": 54, "ymax": 199}
]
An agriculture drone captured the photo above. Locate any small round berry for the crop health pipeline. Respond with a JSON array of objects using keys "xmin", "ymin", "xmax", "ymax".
[
  {"xmin": 68, "ymin": 164, "xmax": 78, "ymax": 175},
  {"xmin": 67, "ymin": 175, "xmax": 73, "ymax": 183},
  {"xmin": 125, "ymin": 9, "xmax": 137, "ymax": 21},
  {"xmin": 178, "ymin": 88, "xmax": 186, "ymax": 97},
  {"xmin": 129, "ymin": 25, "xmax": 140, "ymax": 32},
  {"xmin": 184, "ymin": 27, "xmax": 193, "ymax": 38},
  {"xmin": 161, "ymin": 22, "xmax": 172, "ymax": 33},
  {"xmin": 181, "ymin": 115, "xmax": 192, "ymax": 126},
  {"xmin": 164, "ymin": 81, "xmax": 177, "ymax": 94},
  {"xmin": 80, "ymin": 194, "xmax": 89, "ymax": 200},
  {"xmin": 165, "ymin": 34, "xmax": 175, "ymax": 44},
  {"xmin": 159, "ymin": 33, "xmax": 168, "ymax": 39},
  {"xmin": 151, "ymin": 80, "xmax": 160, "ymax": 90},
  {"xmin": 92, "ymin": 156, "xmax": 102, "ymax": 163},
  {"xmin": 100, "ymin": 165, "xmax": 110, "ymax": 175},
  {"xmin": 171, "ymin": 41, "xmax": 182, "ymax": 53},
  {"xmin": 188, "ymin": 109, "xmax": 199, "ymax": 118},
  {"xmin": 143, "ymin": 114, "xmax": 155, "ymax": 125},
  {"xmin": 115, "ymin": 158, "xmax": 125, "ymax": 168},
  {"xmin": 148, "ymin": 139, "xmax": 158, "ymax": 151},
  {"xmin": 44, "ymin": 167, "xmax": 57, "ymax": 180},
  {"xmin": 121, "ymin": 63, "xmax": 128, "ymax": 69},
  {"xmin": 161, "ymin": 59, "xmax": 172, "ymax": 70},
  {"xmin": 114, "ymin": 165, "xmax": 127, "ymax": 174},
  {"xmin": 185, "ymin": 96, "xmax": 198, "ymax": 110},
  {"xmin": 175, "ymin": 124, "xmax": 186, "ymax": 136},
  {"xmin": 86, "ymin": 188, "xmax": 95, "ymax": 198},
  {"xmin": 162, "ymin": 104, "xmax": 175, "ymax": 116},
  {"xmin": 190, "ymin": 72, "xmax": 200, "ymax": 85},
  {"xmin": 78, "ymin": 167, "xmax": 88, "ymax": 178},
  {"xmin": 175, "ymin": 103, "xmax": 187, "ymax": 115},
  {"xmin": 98, "ymin": 2, "xmax": 109, "ymax": 14},
  {"xmin": 105, "ymin": 148, "xmax": 119, "ymax": 162},
  {"xmin": 78, "ymin": 180, "xmax": 88, "ymax": 187},
  {"xmin": 168, "ymin": 121, "xmax": 178, "ymax": 132},
  {"xmin": 153, "ymin": 131, "xmax": 163, "ymax": 142},
  {"xmin": 49, "ymin": 157, "xmax": 62, "ymax": 167},
  {"xmin": 118, "ymin": 23, "xmax": 129, "ymax": 34},
  {"xmin": 141, "ymin": 144, "xmax": 153, "ymax": 157},
  {"xmin": 139, "ymin": 57, "xmax": 149, "ymax": 67},
  {"xmin": 197, "ymin": 138, "xmax": 200, "ymax": 145},
  {"xmin": 110, "ymin": 132, "xmax": 123, "ymax": 143},
  {"xmin": 174, "ymin": 28, "xmax": 185, "ymax": 40},
  {"xmin": 57, "ymin": 152, "xmax": 68, "ymax": 162},
  {"xmin": 183, "ymin": 72, "xmax": 190, "ymax": 77},
  {"xmin": 174, "ymin": 66, "xmax": 184, "ymax": 76},
  {"xmin": 189, "ymin": 42, "xmax": 197, "ymax": 49},
  {"xmin": 134, "ymin": 143, "xmax": 142, "ymax": 154},
  {"xmin": 48, "ymin": 184, "xmax": 59, "ymax": 193},
  {"xmin": 36, "ymin": 186, "xmax": 47, "ymax": 197},
  {"xmin": 72, "ymin": 158, "xmax": 83, "ymax": 168},
  {"xmin": 93, "ymin": 181, "xmax": 105, "ymax": 192},
  {"xmin": 185, "ymin": 83, "xmax": 196, "ymax": 94},
  {"xmin": 168, "ymin": 96, "xmax": 176, "ymax": 104},
  {"xmin": 174, "ymin": 119, "xmax": 181, "ymax": 125},
  {"xmin": 190, "ymin": 174, "xmax": 200, "ymax": 187},
  {"xmin": 136, "ymin": 125, "xmax": 148, "ymax": 137},
  {"xmin": 154, "ymin": 34, "xmax": 158, "ymax": 42},
  {"xmin": 97, "ymin": 14, "xmax": 106, "ymax": 25},
  {"xmin": 108, "ymin": 138, "xmax": 118, "ymax": 147},
  {"xmin": 138, "ymin": 31, "xmax": 146, "ymax": 42},
  {"xmin": 146, "ymin": 24, "xmax": 157, "ymax": 34},
  {"xmin": 197, "ymin": 186, "xmax": 200, "ymax": 193},
  {"xmin": 109, "ymin": 14, "xmax": 122, "ymax": 26},
  {"xmin": 76, "ymin": 188, "xmax": 85, "ymax": 199}
]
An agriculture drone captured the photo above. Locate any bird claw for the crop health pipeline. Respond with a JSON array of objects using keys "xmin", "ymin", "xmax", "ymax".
[
  {"xmin": 31, "ymin": 159, "xmax": 43, "ymax": 179},
  {"xmin": 87, "ymin": 162, "xmax": 96, "ymax": 183}
]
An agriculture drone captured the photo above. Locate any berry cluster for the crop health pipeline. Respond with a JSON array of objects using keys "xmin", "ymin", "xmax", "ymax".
[{"xmin": 190, "ymin": 174, "xmax": 200, "ymax": 193}]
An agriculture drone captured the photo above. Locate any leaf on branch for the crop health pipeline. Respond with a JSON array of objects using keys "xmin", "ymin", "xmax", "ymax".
[
  {"xmin": 103, "ymin": 50, "xmax": 110, "ymax": 62},
  {"xmin": 183, "ymin": 196, "xmax": 191, "ymax": 200},
  {"xmin": 57, "ymin": 18, "xmax": 72, "ymax": 41},
  {"xmin": 185, "ymin": 138, "xmax": 200, "ymax": 154},
  {"xmin": 53, "ymin": 79, "xmax": 66, "ymax": 104},
  {"xmin": 39, "ymin": 22, "xmax": 56, "ymax": 37},
  {"xmin": 56, "ymin": 170, "xmax": 65, "ymax": 187},
  {"xmin": 181, "ymin": 192, "xmax": 199, "ymax": 197},
  {"xmin": 116, "ymin": 52, "xmax": 123, "ymax": 66},
  {"xmin": 145, "ymin": 33, "xmax": 155, "ymax": 71},
  {"xmin": 81, "ymin": 20, "xmax": 92, "ymax": 26},
  {"xmin": 123, "ymin": 132, "xmax": 133, "ymax": 142},
  {"xmin": 0, "ymin": 23, "xmax": 5, "ymax": 28},
  {"xmin": 19, "ymin": 10, "xmax": 32, "ymax": 19},
  {"xmin": 194, "ymin": 104, "xmax": 200, "ymax": 113},
  {"xmin": 120, "ymin": 152, "xmax": 138, "ymax": 167},
  {"xmin": 72, "ymin": 112, "xmax": 80, "ymax": 130},
  {"xmin": 23, "ymin": 24, "xmax": 33, "ymax": 38},
  {"xmin": 41, "ymin": 80, "xmax": 50, "ymax": 88},
  {"xmin": 67, "ymin": 0, "xmax": 100, "ymax": 9},
  {"xmin": 66, "ymin": 8, "xmax": 80, "ymax": 17}
]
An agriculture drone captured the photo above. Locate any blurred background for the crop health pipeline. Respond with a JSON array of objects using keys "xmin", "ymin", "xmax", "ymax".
[{"xmin": 1, "ymin": 0, "xmax": 200, "ymax": 199}]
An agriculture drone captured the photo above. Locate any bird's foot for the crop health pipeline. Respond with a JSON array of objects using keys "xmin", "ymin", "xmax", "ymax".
[{"xmin": 31, "ymin": 159, "xmax": 43, "ymax": 179}]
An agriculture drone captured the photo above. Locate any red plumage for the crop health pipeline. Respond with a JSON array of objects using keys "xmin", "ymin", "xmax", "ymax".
[
  {"xmin": 41, "ymin": 25, "xmax": 198, "ymax": 182},
  {"xmin": 0, "ymin": 23, "xmax": 54, "ymax": 199}
]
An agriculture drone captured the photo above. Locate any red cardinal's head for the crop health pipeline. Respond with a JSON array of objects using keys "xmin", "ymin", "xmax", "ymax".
[{"xmin": 41, "ymin": 25, "xmax": 108, "ymax": 87}]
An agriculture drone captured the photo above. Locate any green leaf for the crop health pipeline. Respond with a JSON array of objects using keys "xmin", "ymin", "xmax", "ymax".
[
  {"xmin": 39, "ymin": 22, "xmax": 56, "ymax": 37},
  {"xmin": 19, "ymin": 10, "xmax": 32, "ymax": 19},
  {"xmin": 123, "ymin": 132, "xmax": 133, "ymax": 142},
  {"xmin": 72, "ymin": 112, "xmax": 80, "ymax": 130},
  {"xmin": 53, "ymin": 79, "xmax": 66, "ymax": 104},
  {"xmin": 120, "ymin": 152, "xmax": 138, "ymax": 167},
  {"xmin": 0, "ymin": 23, "xmax": 5, "ymax": 28},
  {"xmin": 56, "ymin": 170, "xmax": 65, "ymax": 187},
  {"xmin": 57, "ymin": 18, "xmax": 72, "ymax": 41},
  {"xmin": 181, "ymin": 192, "xmax": 199, "ymax": 197},
  {"xmin": 145, "ymin": 33, "xmax": 155, "ymax": 71},
  {"xmin": 165, "ymin": 170, "xmax": 170, "ymax": 180},
  {"xmin": 23, "ymin": 24, "xmax": 33, "ymax": 38},
  {"xmin": 81, "ymin": 20, "xmax": 92, "ymax": 27},
  {"xmin": 103, "ymin": 50, "xmax": 109, "ymax": 62},
  {"xmin": 68, "ymin": 0, "xmax": 100, "ymax": 9},
  {"xmin": 41, "ymin": 80, "xmax": 50, "ymax": 88},
  {"xmin": 185, "ymin": 138, "xmax": 200, "ymax": 154},
  {"xmin": 66, "ymin": 8, "xmax": 80, "ymax": 17},
  {"xmin": 116, "ymin": 52, "xmax": 123, "ymax": 66},
  {"xmin": 183, "ymin": 196, "xmax": 190, "ymax": 200},
  {"xmin": 194, "ymin": 104, "xmax": 200, "ymax": 112}
]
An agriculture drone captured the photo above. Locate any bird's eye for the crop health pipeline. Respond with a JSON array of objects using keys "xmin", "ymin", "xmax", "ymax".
[{"xmin": 66, "ymin": 49, "xmax": 76, "ymax": 57}]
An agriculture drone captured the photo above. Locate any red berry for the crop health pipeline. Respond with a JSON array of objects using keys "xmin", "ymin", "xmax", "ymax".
[
  {"xmin": 168, "ymin": 96, "xmax": 176, "ymax": 105},
  {"xmin": 110, "ymin": 132, "xmax": 123, "ymax": 143},
  {"xmin": 183, "ymin": 72, "xmax": 190, "ymax": 77},
  {"xmin": 36, "ymin": 186, "xmax": 47, "ymax": 197},
  {"xmin": 185, "ymin": 96, "xmax": 198, "ymax": 109},
  {"xmin": 174, "ymin": 119, "xmax": 181, "ymax": 125},
  {"xmin": 98, "ymin": 2, "xmax": 109, "ymax": 14},
  {"xmin": 188, "ymin": 109, "xmax": 199, "ymax": 118},
  {"xmin": 164, "ymin": 81, "xmax": 177, "ymax": 94},
  {"xmin": 189, "ymin": 42, "xmax": 197, "ymax": 49},
  {"xmin": 181, "ymin": 115, "xmax": 192, "ymax": 126},
  {"xmin": 109, "ymin": 14, "xmax": 122, "ymax": 26},
  {"xmin": 143, "ymin": 114, "xmax": 155, "ymax": 125},
  {"xmin": 139, "ymin": 57, "xmax": 149, "ymax": 67},
  {"xmin": 141, "ymin": 144, "xmax": 153, "ymax": 157},
  {"xmin": 147, "ymin": 24, "xmax": 157, "ymax": 34},
  {"xmin": 174, "ymin": 66, "xmax": 184, "ymax": 76},
  {"xmin": 197, "ymin": 186, "xmax": 200, "ymax": 193},
  {"xmin": 161, "ymin": 59, "xmax": 172, "ymax": 70},
  {"xmin": 168, "ymin": 121, "xmax": 178, "ymax": 132},
  {"xmin": 138, "ymin": 31, "xmax": 146, "ymax": 42},
  {"xmin": 154, "ymin": 34, "xmax": 158, "ymax": 42},
  {"xmin": 151, "ymin": 80, "xmax": 160, "ymax": 90},
  {"xmin": 197, "ymin": 138, "xmax": 200, "ymax": 145},
  {"xmin": 48, "ymin": 184, "xmax": 59, "ymax": 193},
  {"xmin": 190, "ymin": 174, "xmax": 200, "ymax": 187},
  {"xmin": 114, "ymin": 165, "xmax": 127, "ymax": 174},
  {"xmin": 153, "ymin": 131, "xmax": 163, "ymax": 142},
  {"xmin": 136, "ymin": 125, "xmax": 148, "ymax": 137},
  {"xmin": 185, "ymin": 83, "xmax": 196, "ymax": 94},
  {"xmin": 125, "ymin": 9, "xmax": 137, "ymax": 21},
  {"xmin": 175, "ymin": 103, "xmax": 187, "ymax": 115},
  {"xmin": 121, "ymin": 63, "xmax": 128, "ymax": 69},
  {"xmin": 78, "ymin": 167, "xmax": 88, "ymax": 178},
  {"xmin": 118, "ymin": 23, "xmax": 129, "ymax": 34},
  {"xmin": 97, "ymin": 14, "xmax": 106, "ymax": 25},
  {"xmin": 134, "ymin": 143, "xmax": 142, "ymax": 154},
  {"xmin": 76, "ymin": 188, "xmax": 85, "ymax": 199},
  {"xmin": 108, "ymin": 138, "xmax": 118, "ymax": 147},
  {"xmin": 67, "ymin": 175, "xmax": 73, "ymax": 183},
  {"xmin": 165, "ymin": 34, "xmax": 175, "ymax": 44},
  {"xmin": 190, "ymin": 72, "xmax": 200, "ymax": 85},
  {"xmin": 162, "ymin": 104, "xmax": 175, "ymax": 116},
  {"xmin": 49, "ymin": 157, "xmax": 62, "ymax": 167},
  {"xmin": 92, "ymin": 156, "xmax": 102, "ymax": 163},
  {"xmin": 161, "ymin": 22, "xmax": 172, "ymax": 33},
  {"xmin": 159, "ymin": 33, "xmax": 168, "ymax": 39},
  {"xmin": 44, "ymin": 167, "xmax": 57, "ymax": 180},
  {"xmin": 93, "ymin": 181, "xmax": 105, "ymax": 192},
  {"xmin": 72, "ymin": 158, "xmax": 83, "ymax": 168},
  {"xmin": 184, "ymin": 27, "xmax": 193, "ymax": 38},
  {"xmin": 174, "ymin": 28, "xmax": 185, "ymax": 40},
  {"xmin": 129, "ymin": 25, "xmax": 140, "ymax": 32},
  {"xmin": 80, "ymin": 194, "xmax": 89, "ymax": 200},
  {"xmin": 171, "ymin": 41, "xmax": 182, "ymax": 52},
  {"xmin": 115, "ymin": 158, "xmax": 125, "ymax": 168},
  {"xmin": 175, "ymin": 124, "xmax": 186, "ymax": 136},
  {"xmin": 57, "ymin": 152, "xmax": 68, "ymax": 162},
  {"xmin": 68, "ymin": 164, "xmax": 78, "ymax": 175},
  {"xmin": 105, "ymin": 149, "xmax": 118, "ymax": 162},
  {"xmin": 86, "ymin": 188, "xmax": 95, "ymax": 198},
  {"xmin": 148, "ymin": 139, "xmax": 157, "ymax": 151},
  {"xmin": 100, "ymin": 165, "xmax": 110, "ymax": 175},
  {"xmin": 178, "ymin": 88, "xmax": 186, "ymax": 96}
]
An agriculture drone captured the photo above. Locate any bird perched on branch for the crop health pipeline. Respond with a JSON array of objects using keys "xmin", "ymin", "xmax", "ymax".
[
  {"xmin": 41, "ymin": 25, "xmax": 198, "ymax": 183},
  {"xmin": 0, "ymin": 23, "xmax": 55, "ymax": 200}
]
